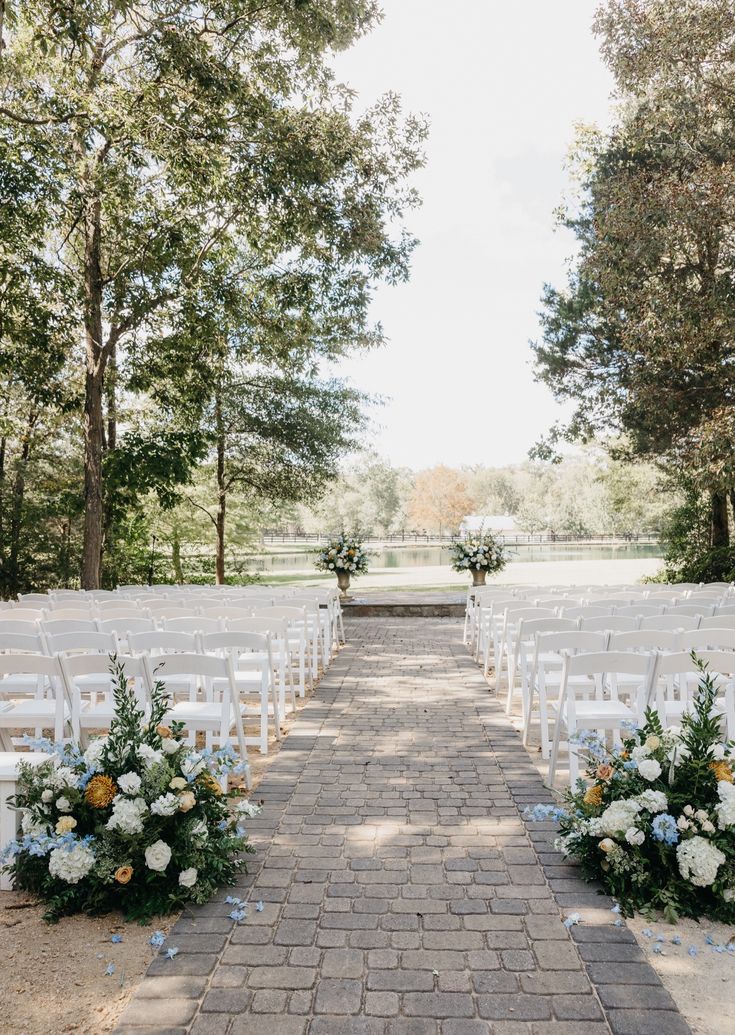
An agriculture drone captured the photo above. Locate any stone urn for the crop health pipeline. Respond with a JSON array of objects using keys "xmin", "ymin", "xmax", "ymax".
[
  {"xmin": 471, "ymin": 569, "xmax": 487, "ymax": 587},
  {"xmin": 336, "ymin": 570, "xmax": 352, "ymax": 598}
]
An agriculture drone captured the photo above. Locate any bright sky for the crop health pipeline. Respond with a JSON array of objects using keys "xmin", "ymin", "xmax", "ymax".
[{"xmin": 330, "ymin": 0, "xmax": 614, "ymax": 470}]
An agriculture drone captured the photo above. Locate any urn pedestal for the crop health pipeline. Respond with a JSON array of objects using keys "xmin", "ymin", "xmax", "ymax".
[
  {"xmin": 337, "ymin": 570, "xmax": 352, "ymax": 598},
  {"xmin": 471, "ymin": 569, "xmax": 487, "ymax": 587}
]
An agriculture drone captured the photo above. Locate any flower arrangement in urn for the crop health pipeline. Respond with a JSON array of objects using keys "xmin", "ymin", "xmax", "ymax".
[
  {"xmin": 1, "ymin": 659, "xmax": 260, "ymax": 922},
  {"xmin": 315, "ymin": 533, "xmax": 369, "ymax": 596},
  {"xmin": 449, "ymin": 530, "xmax": 507, "ymax": 586},
  {"xmin": 526, "ymin": 658, "xmax": 735, "ymax": 923}
]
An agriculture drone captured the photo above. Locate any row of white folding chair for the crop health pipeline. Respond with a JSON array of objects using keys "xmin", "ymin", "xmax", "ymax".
[
  {"xmin": 508, "ymin": 615, "xmax": 735, "ymax": 717},
  {"xmin": 547, "ymin": 648, "xmax": 735, "ymax": 787},
  {"xmin": 0, "ymin": 652, "xmax": 253, "ymax": 788},
  {"xmin": 517, "ymin": 621, "xmax": 735, "ymax": 739},
  {"xmin": 0, "ymin": 628, "xmax": 277, "ymax": 756}
]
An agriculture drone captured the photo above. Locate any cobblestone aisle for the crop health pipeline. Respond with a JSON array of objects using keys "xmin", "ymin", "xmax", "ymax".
[{"xmin": 117, "ymin": 618, "xmax": 690, "ymax": 1035}]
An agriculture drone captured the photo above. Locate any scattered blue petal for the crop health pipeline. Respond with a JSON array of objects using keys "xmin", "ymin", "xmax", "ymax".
[
  {"xmin": 105, "ymin": 963, "xmax": 116, "ymax": 976},
  {"xmin": 149, "ymin": 931, "xmax": 166, "ymax": 949},
  {"xmin": 111, "ymin": 934, "xmax": 123, "ymax": 944},
  {"xmin": 688, "ymin": 945, "xmax": 698, "ymax": 958},
  {"xmin": 655, "ymin": 935, "xmax": 665, "ymax": 943},
  {"xmin": 610, "ymin": 904, "xmax": 621, "ymax": 914},
  {"xmin": 563, "ymin": 912, "xmax": 582, "ymax": 928},
  {"xmin": 642, "ymin": 928, "xmax": 654, "ymax": 938},
  {"xmin": 229, "ymin": 909, "xmax": 246, "ymax": 922},
  {"xmin": 705, "ymin": 933, "xmax": 715, "ymax": 945},
  {"xmin": 255, "ymin": 901, "xmax": 264, "ymax": 913},
  {"xmin": 671, "ymin": 935, "xmax": 682, "ymax": 945},
  {"xmin": 713, "ymin": 944, "xmax": 726, "ymax": 954},
  {"xmin": 652, "ymin": 944, "xmax": 663, "ymax": 955},
  {"xmin": 164, "ymin": 947, "xmax": 179, "ymax": 960}
]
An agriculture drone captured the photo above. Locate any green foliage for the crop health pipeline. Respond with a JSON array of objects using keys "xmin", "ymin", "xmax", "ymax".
[{"xmin": 527, "ymin": 659, "xmax": 735, "ymax": 922}]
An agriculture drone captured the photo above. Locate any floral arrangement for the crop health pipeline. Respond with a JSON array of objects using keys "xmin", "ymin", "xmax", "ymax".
[
  {"xmin": 449, "ymin": 531, "xmax": 507, "ymax": 574},
  {"xmin": 1, "ymin": 659, "xmax": 260, "ymax": 922},
  {"xmin": 526, "ymin": 658, "xmax": 735, "ymax": 923},
  {"xmin": 315, "ymin": 533, "xmax": 369, "ymax": 576}
]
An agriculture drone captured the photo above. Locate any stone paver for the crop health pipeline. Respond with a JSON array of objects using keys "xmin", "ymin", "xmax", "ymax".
[{"xmin": 116, "ymin": 618, "xmax": 690, "ymax": 1035}]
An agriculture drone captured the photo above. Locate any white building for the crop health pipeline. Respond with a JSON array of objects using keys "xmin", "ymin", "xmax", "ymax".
[{"xmin": 459, "ymin": 514, "xmax": 517, "ymax": 536}]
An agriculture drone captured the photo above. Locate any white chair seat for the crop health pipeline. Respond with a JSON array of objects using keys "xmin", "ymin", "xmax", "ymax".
[
  {"xmin": 557, "ymin": 699, "xmax": 634, "ymax": 721},
  {"xmin": 0, "ymin": 751, "xmax": 50, "ymax": 779},
  {"xmin": 0, "ymin": 699, "xmax": 70, "ymax": 721}
]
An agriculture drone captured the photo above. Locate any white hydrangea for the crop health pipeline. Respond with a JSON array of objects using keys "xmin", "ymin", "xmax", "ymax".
[
  {"xmin": 46, "ymin": 765, "xmax": 78, "ymax": 791},
  {"xmin": 637, "ymin": 759, "xmax": 662, "ymax": 782},
  {"xmin": 631, "ymin": 745, "xmax": 651, "ymax": 762},
  {"xmin": 715, "ymin": 781, "xmax": 735, "ymax": 831},
  {"xmin": 137, "ymin": 744, "xmax": 163, "ymax": 769},
  {"xmin": 106, "ymin": 796, "xmax": 148, "ymax": 835},
  {"xmin": 117, "ymin": 772, "xmax": 142, "ymax": 795},
  {"xmin": 21, "ymin": 811, "xmax": 50, "ymax": 837},
  {"xmin": 48, "ymin": 842, "xmax": 95, "ymax": 884},
  {"xmin": 635, "ymin": 789, "xmax": 668, "ymax": 813},
  {"xmin": 598, "ymin": 799, "xmax": 641, "ymax": 836},
  {"xmin": 83, "ymin": 738, "xmax": 107, "ymax": 768},
  {"xmin": 150, "ymin": 793, "xmax": 180, "ymax": 817},
  {"xmin": 676, "ymin": 836, "xmax": 726, "ymax": 887}
]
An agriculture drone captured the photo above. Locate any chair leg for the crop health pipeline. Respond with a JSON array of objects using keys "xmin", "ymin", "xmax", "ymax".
[
  {"xmin": 0, "ymin": 779, "xmax": 17, "ymax": 891},
  {"xmin": 548, "ymin": 713, "xmax": 563, "ymax": 788}
]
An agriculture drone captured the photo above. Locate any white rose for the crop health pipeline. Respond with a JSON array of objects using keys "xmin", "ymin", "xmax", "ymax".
[
  {"xmin": 145, "ymin": 839, "xmax": 172, "ymax": 872},
  {"xmin": 625, "ymin": 827, "xmax": 645, "ymax": 846},
  {"xmin": 41, "ymin": 789, "xmax": 54, "ymax": 804},
  {"xmin": 161, "ymin": 737, "xmax": 180, "ymax": 755},
  {"xmin": 56, "ymin": 796, "xmax": 71, "ymax": 813},
  {"xmin": 637, "ymin": 759, "xmax": 662, "ymax": 782},
  {"xmin": 712, "ymin": 744, "xmax": 726, "ymax": 760},
  {"xmin": 117, "ymin": 772, "xmax": 142, "ymax": 795},
  {"xmin": 178, "ymin": 867, "xmax": 198, "ymax": 888}
]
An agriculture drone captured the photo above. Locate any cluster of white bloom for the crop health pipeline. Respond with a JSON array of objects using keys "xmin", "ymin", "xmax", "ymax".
[
  {"xmin": 190, "ymin": 819, "xmax": 208, "ymax": 842},
  {"xmin": 150, "ymin": 792, "xmax": 180, "ymax": 817},
  {"xmin": 676, "ymin": 835, "xmax": 726, "ymax": 887},
  {"xmin": 106, "ymin": 795, "xmax": 148, "ymax": 834},
  {"xmin": 137, "ymin": 744, "xmax": 163, "ymax": 769},
  {"xmin": 715, "ymin": 781, "xmax": 735, "ymax": 830},
  {"xmin": 235, "ymin": 799, "xmax": 263, "ymax": 819},
  {"xmin": 21, "ymin": 810, "xmax": 50, "ymax": 837},
  {"xmin": 596, "ymin": 799, "xmax": 641, "ymax": 836},
  {"xmin": 635, "ymin": 789, "xmax": 668, "ymax": 813},
  {"xmin": 161, "ymin": 737, "xmax": 180, "ymax": 756},
  {"xmin": 178, "ymin": 867, "xmax": 198, "ymax": 887},
  {"xmin": 677, "ymin": 804, "xmax": 716, "ymax": 835},
  {"xmin": 48, "ymin": 842, "xmax": 96, "ymax": 884},
  {"xmin": 117, "ymin": 771, "xmax": 142, "ymax": 795},
  {"xmin": 83, "ymin": 738, "xmax": 107, "ymax": 768},
  {"xmin": 180, "ymin": 754, "xmax": 207, "ymax": 779},
  {"xmin": 45, "ymin": 765, "xmax": 78, "ymax": 791}
]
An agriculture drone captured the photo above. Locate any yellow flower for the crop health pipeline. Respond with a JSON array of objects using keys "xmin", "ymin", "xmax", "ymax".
[
  {"xmin": 178, "ymin": 791, "xmax": 196, "ymax": 812},
  {"xmin": 55, "ymin": 816, "xmax": 77, "ymax": 835},
  {"xmin": 645, "ymin": 735, "xmax": 661, "ymax": 751},
  {"xmin": 156, "ymin": 725, "xmax": 172, "ymax": 739},
  {"xmin": 710, "ymin": 761, "xmax": 734, "ymax": 784},
  {"xmin": 599, "ymin": 838, "xmax": 615, "ymax": 854},
  {"xmin": 198, "ymin": 771, "xmax": 222, "ymax": 796},
  {"xmin": 85, "ymin": 774, "xmax": 117, "ymax": 809},
  {"xmin": 584, "ymin": 785, "xmax": 603, "ymax": 807},
  {"xmin": 114, "ymin": 866, "xmax": 133, "ymax": 885},
  {"xmin": 169, "ymin": 777, "xmax": 188, "ymax": 791}
]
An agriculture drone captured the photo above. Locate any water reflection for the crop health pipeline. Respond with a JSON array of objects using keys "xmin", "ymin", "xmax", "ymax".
[{"xmin": 248, "ymin": 543, "xmax": 663, "ymax": 572}]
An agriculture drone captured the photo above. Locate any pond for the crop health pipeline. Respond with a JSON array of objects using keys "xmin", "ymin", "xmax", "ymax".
[{"xmin": 247, "ymin": 543, "xmax": 663, "ymax": 573}]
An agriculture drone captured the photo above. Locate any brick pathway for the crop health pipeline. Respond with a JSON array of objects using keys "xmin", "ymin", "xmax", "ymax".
[{"xmin": 116, "ymin": 618, "xmax": 690, "ymax": 1035}]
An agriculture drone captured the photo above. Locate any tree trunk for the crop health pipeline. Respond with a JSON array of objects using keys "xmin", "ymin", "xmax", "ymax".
[
  {"xmin": 80, "ymin": 195, "xmax": 106, "ymax": 589},
  {"xmin": 171, "ymin": 531, "xmax": 184, "ymax": 584},
  {"xmin": 215, "ymin": 390, "xmax": 226, "ymax": 585},
  {"xmin": 711, "ymin": 491, "xmax": 729, "ymax": 549}
]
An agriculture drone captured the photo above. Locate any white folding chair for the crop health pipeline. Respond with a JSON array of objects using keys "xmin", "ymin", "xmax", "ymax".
[
  {"xmin": 60, "ymin": 653, "xmax": 146, "ymax": 743},
  {"xmin": 252, "ymin": 606, "xmax": 309, "ymax": 696},
  {"xmin": 700, "ymin": 614, "xmax": 735, "ymax": 630},
  {"xmin": 639, "ymin": 613, "xmax": 700, "ymax": 632},
  {"xmin": 46, "ymin": 631, "xmax": 117, "ymax": 657},
  {"xmin": 162, "ymin": 616, "xmax": 223, "ymax": 638},
  {"xmin": 615, "ymin": 604, "xmax": 665, "ymax": 618},
  {"xmin": 17, "ymin": 593, "xmax": 49, "ymax": 606},
  {"xmin": 677, "ymin": 628, "xmax": 735, "ymax": 652},
  {"xmin": 507, "ymin": 617, "xmax": 578, "ymax": 717},
  {"xmin": 227, "ymin": 617, "xmax": 297, "ymax": 715},
  {"xmin": 0, "ymin": 655, "xmax": 70, "ymax": 747},
  {"xmin": 42, "ymin": 618, "xmax": 99, "ymax": 639},
  {"xmin": 493, "ymin": 606, "xmax": 556, "ymax": 684},
  {"xmin": 201, "ymin": 631, "xmax": 279, "ymax": 754},
  {"xmin": 3, "ymin": 609, "xmax": 44, "ymax": 623},
  {"xmin": 665, "ymin": 603, "xmax": 716, "ymax": 618},
  {"xmin": 650, "ymin": 650, "xmax": 732, "ymax": 726},
  {"xmin": 0, "ymin": 632, "xmax": 51, "ymax": 696},
  {"xmin": 144, "ymin": 652, "xmax": 251, "ymax": 788},
  {"xmin": 559, "ymin": 605, "xmax": 613, "ymax": 621},
  {"xmin": 549, "ymin": 651, "xmax": 659, "ymax": 787},
  {"xmin": 522, "ymin": 630, "xmax": 608, "ymax": 759},
  {"xmin": 98, "ymin": 616, "xmax": 157, "ymax": 652},
  {"xmin": 579, "ymin": 615, "xmax": 638, "ymax": 633}
]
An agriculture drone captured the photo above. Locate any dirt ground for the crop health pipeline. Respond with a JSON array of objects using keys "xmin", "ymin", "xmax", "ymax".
[{"xmin": 0, "ymin": 693, "xmax": 311, "ymax": 1035}]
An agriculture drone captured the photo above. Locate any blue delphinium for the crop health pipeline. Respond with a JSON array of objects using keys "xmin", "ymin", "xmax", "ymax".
[
  {"xmin": 523, "ymin": 804, "xmax": 569, "ymax": 823},
  {"xmin": 651, "ymin": 813, "xmax": 679, "ymax": 845}
]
